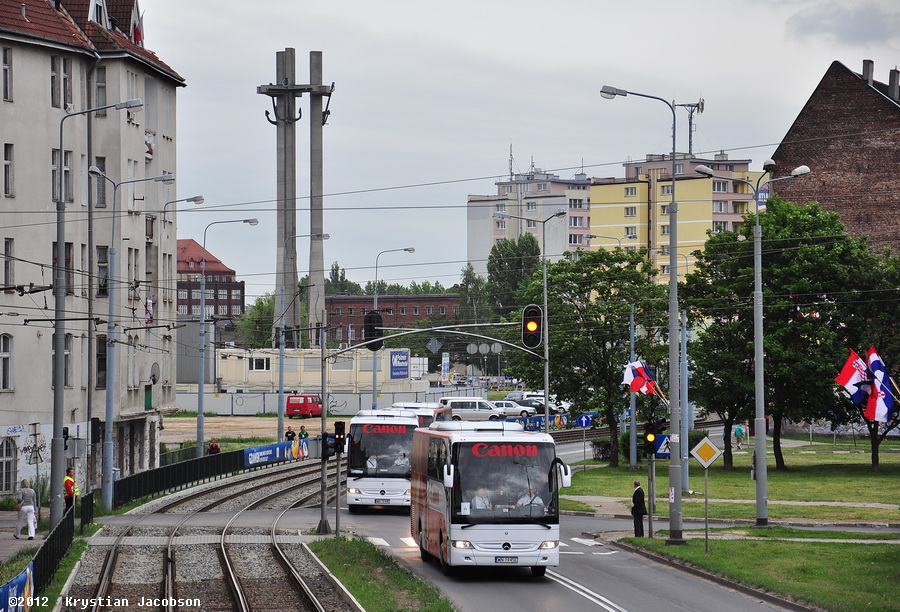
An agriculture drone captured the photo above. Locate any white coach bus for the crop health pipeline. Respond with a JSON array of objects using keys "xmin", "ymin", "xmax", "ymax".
[
  {"xmin": 346, "ymin": 410, "xmax": 419, "ymax": 512},
  {"xmin": 410, "ymin": 420, "xmax": 571, "ymax": 577}
]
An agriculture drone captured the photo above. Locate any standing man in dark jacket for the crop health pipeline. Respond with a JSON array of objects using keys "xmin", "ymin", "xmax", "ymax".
[{"xmin": 631, "ymin": 480, "xmax": 648, "ymax": 537}]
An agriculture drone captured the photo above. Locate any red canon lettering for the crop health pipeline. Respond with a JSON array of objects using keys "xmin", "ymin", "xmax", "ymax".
[
  {"xmin": 472, "ymin": 443, "xmax": 538, "ymax": 457},
  {"xmin": 362, "ymin": 424, "xmax": 408, "ymax": 434}
]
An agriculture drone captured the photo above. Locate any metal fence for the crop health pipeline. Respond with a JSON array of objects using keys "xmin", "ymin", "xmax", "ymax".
[
  {"xmin": 32, "ymin": 506, "xmax": 74, "ymax": 594},
  {"xmin": 160, "ymin": 446, "xmax": 198, "ymax": 466}
]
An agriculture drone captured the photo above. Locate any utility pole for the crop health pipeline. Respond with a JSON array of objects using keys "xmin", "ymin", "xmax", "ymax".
[{"xmin": 258, "ymin": 49, "xmax": 332, "ymax": 350}]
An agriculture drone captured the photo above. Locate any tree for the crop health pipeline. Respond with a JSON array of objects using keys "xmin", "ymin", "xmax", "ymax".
[
  {"xmin": 456, "ymin": 263, "xmax": 492, "ymax": 324},
  {"xmin": 234, "ymin": 293, "xmax": 275, "ymax": 348},
  {"xmin": 683, "ymin": 197, "xmax": 872, "ymax": 470},
  {"xmin": 506, "ymin": 247, "xmax": 667, "ymax": 467},
  {"xmin": 487, "ymin": 233, "xmax": 540, "ymax": 317}
]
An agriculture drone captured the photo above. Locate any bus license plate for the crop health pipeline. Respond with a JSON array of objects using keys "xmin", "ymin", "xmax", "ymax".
[
  {"xmin": 375, "ymin": 499, "xmax": 390, "ymax": 504},
  {"xmin": 495, "ymin": 556, "xmax": 518, "ymax": 564}
]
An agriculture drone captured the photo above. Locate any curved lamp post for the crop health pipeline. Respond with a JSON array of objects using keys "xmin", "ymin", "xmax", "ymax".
[
  {"xmin": 695, "ymin": 160, "xmax": 810, "ymax": 526},
  {"xmin": 493, "ymin": 209, "xmax": 566, "ymax": 434},
  {"xmin": 371, "ymin": 247, "xmax": 415, "ymax": 409},
  {"xmin": 162, "ymin": 195, "xmax": 204, "ymax": 222},
  {"xmin": 278, "ymin": 233, "xmax": 329, "ymax": 441},
  {"xmin": 89, "ymin": 166, "xmax": 174, "ymax": 511},
  {"xmin": 197, "ymin": 219, "xmax": 259, "ymax": 457}
]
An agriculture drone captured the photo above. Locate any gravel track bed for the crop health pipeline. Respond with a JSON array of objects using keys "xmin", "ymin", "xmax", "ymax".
[{"xmin": 281, "ymin": 542, "xmax": 358, "ymax": 612}]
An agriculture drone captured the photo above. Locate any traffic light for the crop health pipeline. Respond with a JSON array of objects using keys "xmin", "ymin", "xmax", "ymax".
[
  {"xmin": 321, "ymin": 432, "xmax": 337, "ymax": 461},
  {"xmin": 363, "ymin": 311, "xmax": 384, "ymax": 351},
  {"xmin": 334, "ymin": 421, "xmax": 346, "ymax": 455},
  {"xmin": 654, "ymin": 416, "xmax": 667, "ymax": 436},
  {"xmin": 643, "ymin": 421, "xmax": 657, "ymax": 456},
  {"xmin": 521, "ymin": 304, "xmax": 543, "ymax": 349}
]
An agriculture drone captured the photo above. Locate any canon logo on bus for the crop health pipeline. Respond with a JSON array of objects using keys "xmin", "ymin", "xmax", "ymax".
[
  {"xmin": 471, "ymin": 443, "xmax": 539, "ymax": 457},
  {"xmin": 362, "ymin": 424, "xmax": 409, "ymax": 434}
]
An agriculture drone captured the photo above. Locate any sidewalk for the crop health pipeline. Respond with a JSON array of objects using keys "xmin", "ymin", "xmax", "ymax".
[{"xmin": 0, "ymin": 510, "xmax": 45, "ymax": 563}]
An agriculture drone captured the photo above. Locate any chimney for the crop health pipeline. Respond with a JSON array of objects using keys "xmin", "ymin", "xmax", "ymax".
[
  {"xmin": 863, "ymin": 59, "xmax": 874, "ymax": 85},
  {"xmin": 890, "ymin": 68, "xmax": 899, "ymax": 102}
]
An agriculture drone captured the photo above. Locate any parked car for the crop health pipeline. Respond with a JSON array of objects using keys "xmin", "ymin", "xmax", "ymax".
[
  {"xmin": 515, "ymin": 397, "xmax": 565, "ymax": 415},
  {"xmin": 436, "ymin": 396, "xmax": 507, "ymax": 421},
  {"xmin": 285, "ymin": 394, "xmax": 323, "ymax": 418},
  {"xmin": 491, "ymin": 400, "xmax": 537, "ymax": 418},
  {"xmin": 504, "ymin": 390, "xmax": 525, "ymax": 402}
]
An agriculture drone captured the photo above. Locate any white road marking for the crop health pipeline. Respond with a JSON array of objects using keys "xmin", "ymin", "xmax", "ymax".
[{"xmin": 547, "ymin": 570, "xmax": 629, "ymax": 611}]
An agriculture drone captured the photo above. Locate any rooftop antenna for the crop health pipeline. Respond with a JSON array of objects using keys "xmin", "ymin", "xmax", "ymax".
[
  {"xmin": 509, "ymin": 143, "xmax": 514, "ymax": 182},
  {"xmin": 676, "ymin": 98, "xmax": 705, "ymax": 155}
]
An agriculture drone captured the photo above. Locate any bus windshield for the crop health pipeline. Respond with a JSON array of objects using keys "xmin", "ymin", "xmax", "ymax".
[
  {"xmin": 348, "ymin": 423, "xmax": 416, "ymax": 477},
  {"xmin": 451, "ymin": 441, "xmax": 559, "ymax": 524}
]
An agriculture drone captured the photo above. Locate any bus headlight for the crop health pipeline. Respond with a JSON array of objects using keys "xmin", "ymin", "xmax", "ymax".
[
  {"xmin": 539, "ymin": 540, "xmax": 559, "ymax": 549},
  {"xmin": 404, "ymin": 489, "xmax": 411, "ymax": 495},
  {"xmin": 451, "ymin": 540, "xmax": 474, "ymax": 549},
  {"xmin": 347, "ymin": 488, "xmax": 361, "ymax": 494}
]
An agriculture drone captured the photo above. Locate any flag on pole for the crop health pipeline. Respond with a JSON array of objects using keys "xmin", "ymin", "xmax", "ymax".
[
  {"xmin": 623, "ymin": 361, "xmax": 657, "ymax": 395},
  {"xmin": 834, "ymin": 349, "xmax": 869, "ymax": 405},
  {"xmin": 865, "ymin": 346, "xmax": 895, "ymax": 423}
]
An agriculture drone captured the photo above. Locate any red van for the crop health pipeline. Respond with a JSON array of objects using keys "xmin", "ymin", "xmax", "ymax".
[{"xmin": 286, "ymin": 394, "xmax": 323, "ymax": 418}]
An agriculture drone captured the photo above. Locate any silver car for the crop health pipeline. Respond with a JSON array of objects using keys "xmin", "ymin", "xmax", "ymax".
[
  {"xmin": 491, "ymin": 400, "xmax": 537, "ymax": 418},
  {"xmin": 437, "ymin": 397, "xmax": 506, "ymax": 421}
]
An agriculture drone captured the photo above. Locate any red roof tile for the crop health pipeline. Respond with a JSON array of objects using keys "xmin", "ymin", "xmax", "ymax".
[{"xmin": 177, "ymin": 239, "xmax": 237, "ymax": 276}]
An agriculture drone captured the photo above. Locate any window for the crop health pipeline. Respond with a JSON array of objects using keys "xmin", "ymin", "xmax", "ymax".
[
  {"xmin": 503, "ymin": 185, "xmax": 513, "ymax": 194},
  {"xmin": 218, "ymin": 289, "xmax": 227, "ymax": 299},
  {"xmin": 625, "ymin": 186, "xmax": 637, "ymax": 197},
  {"xmin": 733, "ymin": 202, "xmax": 746, "ymax": 215},
  {"xmin": 0, "ymin": 438, "xmax": 17, "ymax": 494},
  {"xmin": 2, "ymin": 48, "xmax": 11, "ymax": 101},
  {"xmin": 526, "ymin": 201, "xmax": 536, "ymax": 211},
  {"xmin": 399, "ymin": 307, "xmax": 406, "ymax": 315},
  {"xmin": 94, "ymin": 157, "xmax": 106, "ymax": 207},
  {"xmin": 249, "ymin": 357, "xmax": 271, "ymax": 371},
  {"xmin": 3, "ymin": 144, "xmax": 12, "ymax": 197},
  {"xmin": 661, "ymin": 205, "xmax": 671, "ymax": 216},
  {"xmin": 413, "ymin": 307, "xmax": 420, "ymax": 315},
  {"xmin": 95, "ymin": 66, "xmax": 106, "ymax": 116},
  {"xmin": 625, "ymin": 247, "xmax": 636, "ymax": 254},
  {"xmin": 334, "ymin": 307, "xmax": 342, "ymax": 315},
  {"xmin": 661, "ymin": 265, "xmax": 671, "ymax": 275},
  {"xmin": 231, "ymin": 289, "xmax": 241, "ymax": 299},
  {"xmin": 569, "ymin": 216, "xmax": 584, "ymax": 227},
  {"xmin": 661, "ymin": 225, "xmax": 670, "ymax": 235},
  {"xmin": 361, "ymin": 308, "xmax": 368, "ymax": 316},
  {"xmin": 191, "ymin": 305, "xmax": 199, "ymax": 315},
  {"xmin": 439, "ymin": 306, "xmax": 447, "ymax": 315},
  {"xmin": 205, "ymin": 289, "xmax": 213, "ymax": 300},
  {"xmin": 177, "ymin": 305, "xmax": 187, "ymax": 315},
  {"xmin": 62, "ymin": 58, "xmax": 71, "ymax": 107},
  {"xmin": 625, "ymin": 226, "xmax": 637, "ymax": 237},
  {"xmin": 634, "ymin": 166, "xmax": 642, "ymax": 176},
  {"xmin": 191, "ymin": 289, "xmax": 200, "ymax": 300},
  {"xmin": 178, "ymin": 289, "xmax": 187, "ymax": 300},
  {"xmin": 526, "ymin": 220, "xmax": 537, "ymax": 229},
  {"xmin": 495, "ymin": 220, "xmax": 506, "ymax": 230},
  {"xmin": 569, "ymin": 234, "xmax": 583, "ymax": 245},
  {"xmin": 0, "ymin": 334, "xmax": 10, "ymax": 390},
  {"xmin": 660, "ymin": 245, "xmax": 671, "ymax": 255},
  {"xmin": 712, "ymin": 180, "xmax": 728, "ymax": 193},
  {"xmin": 51, "ymin": 333, "xmax": 73, "ymax": 387},
  {"xmin": 217, "ymin": 305, "xmax": 227, "ymax": 315},
  {"xmin": 712, "ymin": 201, "xmax": 727, "ymax": 213},
  {"xmin": 50, "ymin": 56, "xmax": 59, "ymax": 107},
  {"xmin": 231, "ymin": 305, "xmax": 241, "ymax": 315},
  {"xmin": 713, "ymin": 221, "xmax": 727, "ymax": 233},
  {"xmin": 661, "ymin": 184, "xmax": 673, "ymax": 196},
  {"xmin": 97, "ymin": 246, "xmax": 108, "ymax": 296},
  {"xmin": 568, "ymin": 199, "xmax": 584, "ymax": 209},
  {"xmin": 385, "ymin": 307, "xmax": 393, "ymax": 315},
  {"xmin": 426, "ymin": 306, "xmax": 434, "ymax": 315},
  {"xmin": 453, "ymin": 306, "xmax": 459, "ymax": 316},
  {"xmin": 625, "ymin": 206, "xmax": 636, "ymax": 217},
  {"xmin": 536, "ymin": 183, "xmax": 547, "ymax": 191},
  {"xmin": 348, "ymin": 308, "xmax": 355, "ymax": 316},
  {"xmin": 674, "ymin": 163, "xmax": 684, "ymax": 175},
  {"xmin": 3, "ymin": 238, "xmax": 12, "ymax": 285},
  {"xmin": 52, "ymin": 242, "xmax": 74, "ymax": 295},
  {"xmin": 494, "ymin": 203, "xmax": 506, "ymax": 213},
  {"xmin": 51, "ymin": 149, "xmax": 73, "ymax": 202}
]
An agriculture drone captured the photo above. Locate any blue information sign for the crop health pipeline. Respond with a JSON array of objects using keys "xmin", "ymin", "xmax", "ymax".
[{"xmin": 576, "ymin": 414, "xmax": 592, "ymax": 428}]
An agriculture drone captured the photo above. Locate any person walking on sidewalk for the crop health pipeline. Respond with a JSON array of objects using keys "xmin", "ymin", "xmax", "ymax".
[
  {"xmin": 15, "ymin": 479, "xmax": 37, "ymax": 540},
  {"xmin": 631, "ymin": 480, "xmax": 648, "ymax": 537}
]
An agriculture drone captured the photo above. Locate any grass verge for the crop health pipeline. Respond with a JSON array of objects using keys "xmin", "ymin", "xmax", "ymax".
[
  {"xmin": 628, "ymin": 536, "xmax": 899, "ymax": 612},
  {"xmin": 309, "ymin": 536, "xmax": 453, "ymax": 612}
]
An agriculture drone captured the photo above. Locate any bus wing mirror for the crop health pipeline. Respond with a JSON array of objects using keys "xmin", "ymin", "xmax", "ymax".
[
  {"xmin": 443, "ymin": 464, "xmax": 455, "ymax": 489},
  {"xmin": 558, "ymin": 463, "xmax": 572, "ymax": 488}
]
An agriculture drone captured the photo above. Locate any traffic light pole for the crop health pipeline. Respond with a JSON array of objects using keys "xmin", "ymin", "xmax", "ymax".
[{"xmin": 648, "ymin": 454, "xmax": 655, "ymax": 538}]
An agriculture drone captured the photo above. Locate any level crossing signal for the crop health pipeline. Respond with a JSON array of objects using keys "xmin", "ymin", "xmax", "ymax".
[{"xmin": 521, "ymin": 304, "xmax": 543, "ymax": 349}]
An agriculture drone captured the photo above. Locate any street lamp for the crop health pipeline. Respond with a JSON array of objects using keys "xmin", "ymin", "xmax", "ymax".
[
  {"xmin": 586, "ymin": 233, "xmax": 637, "ymax": 249},
  {"xmin": 371, "ymin": 247, "xmax": 415, "ymax": 409},
  {"xmin": 494, "ymin": 209, "xmax": 566, "ymax": 434},
  {"xmin": 196, "ymin": 219, "xmax": 258, "ymax": 457},
  {"xmin": 278, "ymin": 233, "xmax": 329, "ymax": 441},
  {"xmin": 89, "ymin": 166, "xmax": 174, "ymax": 511},
  {"xmin": 162, "ymin": 195, "xmax": 204, "ymax": 222},
  {"xmin": 50, "ymin": 98, "xmax": 142, "ymax": 528},
  {"xmin": 601, "ymin": 83, "xmax": 685, "ymax": 544},
  {"xmin": 695, "ymin": 160, "xmax": 810, "ymax": 526}
]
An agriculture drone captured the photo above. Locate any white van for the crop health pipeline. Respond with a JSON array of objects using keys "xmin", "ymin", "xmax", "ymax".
[
  {"xmin": 388, "ymin": 402, "xmax": 440, "ymax": 428},
  {"xmin": 436, "ymin": 396, "xmax": 506, "ymax": 421}
]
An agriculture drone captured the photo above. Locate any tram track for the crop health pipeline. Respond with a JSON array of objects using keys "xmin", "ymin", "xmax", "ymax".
[{"xmin": 65, "ymin": 459, "xmax": 352, "ymax": 612}]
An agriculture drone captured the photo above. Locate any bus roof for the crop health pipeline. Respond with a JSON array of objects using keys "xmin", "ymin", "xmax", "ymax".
[
  {"xmin": 417, "ymin": 420, "xmax": 555, "ymax": 443},
  {"xmin": 351, "ymin": 409, "xmax": 419, "ymax": 423}
]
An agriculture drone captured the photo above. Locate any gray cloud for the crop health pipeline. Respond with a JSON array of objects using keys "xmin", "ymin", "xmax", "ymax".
[{"xmin": 787, "ymin": 1, "xmax": 900, "ymax": 45}]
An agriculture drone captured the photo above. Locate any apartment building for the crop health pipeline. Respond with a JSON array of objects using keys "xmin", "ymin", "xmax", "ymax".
[
  {"xmin": 590, "ymin": 153, "xmax": 763, "ymax": 283},
  {"xmin": 467, "ymin": 166, "xmax": 591, "ymax": 276},
  {"xmin": 0, "ymin": 0, "xmax": 184, "ymax": 490}
]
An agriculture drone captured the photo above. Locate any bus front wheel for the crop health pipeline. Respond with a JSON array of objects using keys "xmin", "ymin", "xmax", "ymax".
[{"xmin": 439, "ymin": 533, "xmax": 455, "ymax": 576}]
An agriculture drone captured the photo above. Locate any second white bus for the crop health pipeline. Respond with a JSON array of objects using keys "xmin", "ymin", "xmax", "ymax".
[{"xmin": 346, "ymin": 410, "xmax": 419, "ymax": 512}]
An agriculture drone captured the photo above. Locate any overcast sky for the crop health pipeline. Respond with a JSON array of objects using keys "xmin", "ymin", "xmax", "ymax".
[{"xmin": 143, "ymin": 0, "xmax": 900, "ymax": 302}]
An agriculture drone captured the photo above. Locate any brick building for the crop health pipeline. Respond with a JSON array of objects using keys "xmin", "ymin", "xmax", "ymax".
[
  {"xmin": 771, "ymin": 59, "xmax": 900, "ymax": 252},
  {"xmin": 176, "ymin": 239, "xmax": 245, "ymax": 320},
  {"xmin": 325, "ymin": 294, "xmax": 460, "ymax": 346}
]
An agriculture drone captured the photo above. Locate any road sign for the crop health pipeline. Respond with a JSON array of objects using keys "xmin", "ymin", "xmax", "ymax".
[
  {"xmin": 690, "ymin": 436, "xmax": 722, "ymax": 468},
  {"xmin": 576, "ymin": 414, "xmax": 592, "ymax": 428},
  {"xmin": 654, "ymin": 434, "xmax": 671, "ymax": 458}
]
